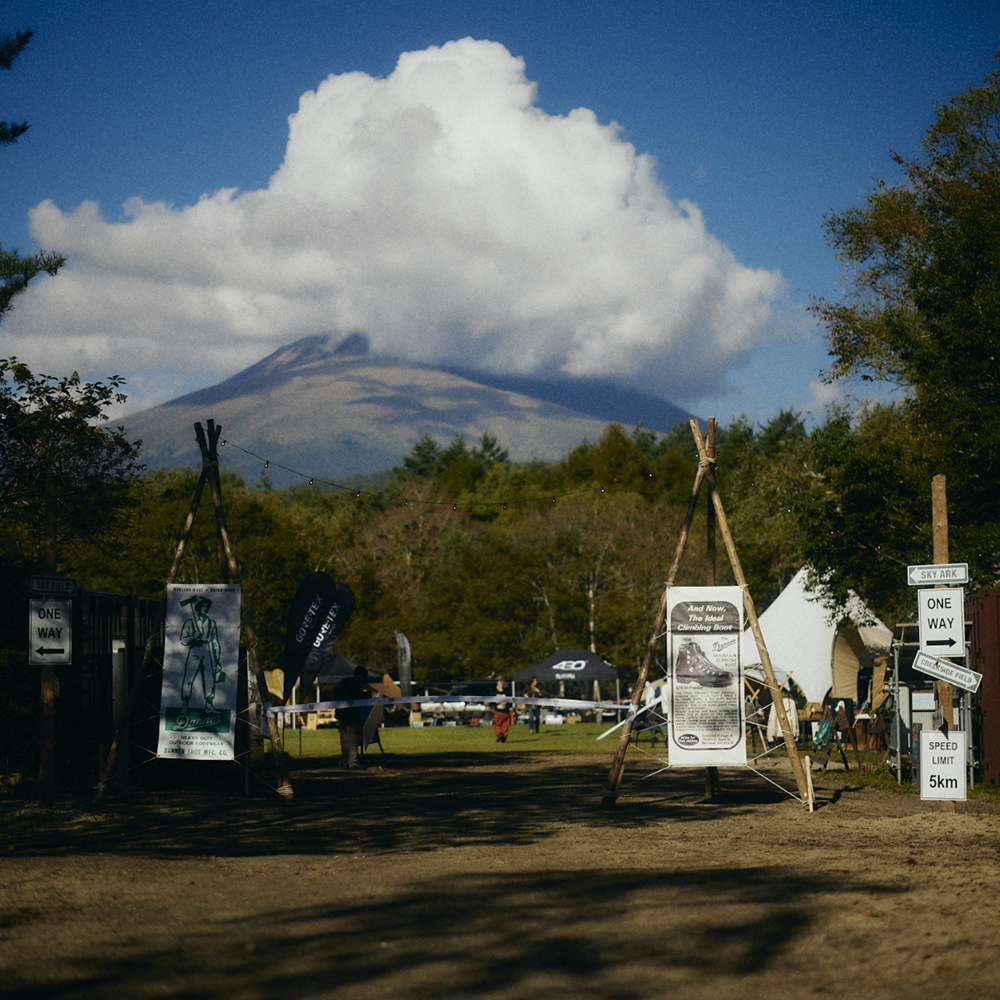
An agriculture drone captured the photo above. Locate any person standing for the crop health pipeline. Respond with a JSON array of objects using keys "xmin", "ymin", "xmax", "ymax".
[
  {"xmin": 526, "ymin": 676, "xmax": 542, "ymax": 734},
  {"xmin": 333, "ymin": 665, "xmax": 369, "ymax": 769},
  {"xmin": 493, "ymin": 678, "xmax": 515, "ymax": 743}
]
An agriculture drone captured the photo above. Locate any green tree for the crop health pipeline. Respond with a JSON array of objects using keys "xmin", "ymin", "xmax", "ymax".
[
  {"xmin": 394, "ymin": 433, "xmax": 444, "ymax": 479},
  {"xmin": 471, "ymin": 432, "xmax": 509, "ymax": 468},
  {"xmin": 722, "ymin": 410, "xmax": 811, "ymax": 611},
  {"xmin": 793, "ymin": 404, "xmax": 930, "ymax": 625},
  {"xmin": 811, "ymin": 52, "xmax": 1000, "ymax": 596},
  {"xmin": 2, "ymin": 26, "xmax": 64, "ymax": 322},
  {"xmin": 0, "ymin": 360, "xmax": 144, "ymax": 570},
  {"xmin": 78, "ymin": 467, "xmax": 321, "ymax": 669}
]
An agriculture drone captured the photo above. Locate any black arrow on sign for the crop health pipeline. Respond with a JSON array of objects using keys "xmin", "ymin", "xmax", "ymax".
[
  {"xmin": 36, "ymin": 647, "xmax": 65, "ymax": 655},
  {"xmin": 926, "ymin": 638, "xmax": 957, "ymax": 648}
]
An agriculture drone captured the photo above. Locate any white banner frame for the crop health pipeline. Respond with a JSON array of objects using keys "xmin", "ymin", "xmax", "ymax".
[
  {"xmin": 157, "ymin": 584, "xmax": 241, "ymax": 761},
  {"xmin": 666, "ymin": 586, "xmax": 747, "ymax": 767}
]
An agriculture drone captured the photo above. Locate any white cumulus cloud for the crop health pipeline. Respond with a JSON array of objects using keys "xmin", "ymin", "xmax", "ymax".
[{"xmin": 6, "ymin": 38, "xmax": 787, "ymax": 408}]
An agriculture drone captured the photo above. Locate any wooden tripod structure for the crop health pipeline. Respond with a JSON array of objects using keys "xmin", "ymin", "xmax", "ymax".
[
  {"xmin": 97, "ymin": 419, "xmax": 293, "ymax": 800},
  {"xmin": 601, "ymin": 419, "xmax": 811, "ymax": 808}
]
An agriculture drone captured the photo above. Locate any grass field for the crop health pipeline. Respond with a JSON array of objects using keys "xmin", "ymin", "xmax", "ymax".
[
  {"xmin": 278, "ymin": 720, "xmax": 625, "ymax": 758},
  {"xmin": 275, "ymin": 721, "xmax": 1000, "ymax": 801}
]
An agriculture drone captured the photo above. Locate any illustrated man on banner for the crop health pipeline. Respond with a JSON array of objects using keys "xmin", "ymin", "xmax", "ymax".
[{"xmin": 179, "ymin": 596, "xmax": 225, "ymax": 713}]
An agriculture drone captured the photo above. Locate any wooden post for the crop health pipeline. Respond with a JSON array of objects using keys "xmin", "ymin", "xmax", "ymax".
[
  {"xmin": 98, "ymin": 468, "xmax": 210, "ymax": 797},
  {"xmin": 167, "ymin": 468, "xmax": 209, "ymax": 583},
  {"xmin": 689, "ymin": 421, "xmax": 811, "ymax": 805},
  {"xmin": 38, "ymin": 474, "xmax": 58, "ymax": 804},
  {"xmin": 601, "ymin": 459, "xmax": 708, "ymax": 806},
  {"xmin": 98, "ymin": 422, "xmax": 294, "ymax": 801},
  {"xmin": 931, "ymin": 474, "xmax": 956, "ymax": 814},
  {"xmin": 195, "ymin": 421, "xmax": 294, "ymax": 800},
  {"xmin": 932, "ymin": 475, "xmax": 954, "ymax": 728},
  {"xmin": 706, "ymin": 419, "xmax": 717, "ymax": 586},
  {"xmin": 704, "ymin": 418, "xmax": 720, "ymax": 799}
]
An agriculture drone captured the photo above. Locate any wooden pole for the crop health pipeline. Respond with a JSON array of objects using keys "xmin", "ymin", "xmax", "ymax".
[
  {"xmin": 38, "ymin": 474, "xmax": 58, "ymax": 804},
  {"xmin": 97, "ymin": 468, "xmax": 209, "ymax": 797},
  {"xmin": 704, "ymin": 417, "xmax": 720, "ymax": 799},
  {"xmin": 706, "ymin": 419, "xmax": 717, "ymax": 587},
  {"xmin": 931, "ymin": 475, "xmax": 954, "ymax": 728},
  {"xmin": 689, "ymin": 420, "xmax": 811, "ymax": 805},
  {"xmin": 167, "ymin": 468, "xmax": 209, "ymax": 583},
  {"xmin": 931, "ymin": 474, "xmax": 956, "ymax": 814},
  {"xmin": 601, "ymin": 459, "xmax": 707, "ymax": 806},
  {"xmin": 195, "ymin": 421, "xmax": 294, "ymax": 800}
]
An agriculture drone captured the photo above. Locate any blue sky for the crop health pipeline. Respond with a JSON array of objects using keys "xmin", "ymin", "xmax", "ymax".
[{"xmin": 2, "ymin": 0, "xmax": 997, "ymax": 428}]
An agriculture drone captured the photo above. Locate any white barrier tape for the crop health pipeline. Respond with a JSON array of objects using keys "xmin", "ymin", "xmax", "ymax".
[{"xmin": 266, "ymin": 695, "xmax": 625, "ymax": 717}]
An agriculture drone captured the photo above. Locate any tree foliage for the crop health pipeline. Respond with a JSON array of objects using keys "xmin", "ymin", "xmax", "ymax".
[
  {"xmin": 810, "ymin": 52, "xmax": 1000, "ymax": 601},
  {"xmin": 1, "ymin": 25, "xmax": 65, "ymax": 321},
  {"xmin": 0, "ymin": 359, "xmax": 144, "ymax": 568},
  {"xmin": 44, "ymin": 412, "xmax": 816, "ymax": 686}
]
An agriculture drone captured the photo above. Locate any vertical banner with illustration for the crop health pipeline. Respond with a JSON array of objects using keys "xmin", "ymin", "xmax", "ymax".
[
  {"xmin": 157, "ymin": 584, "xmax": 241, "ymax": 761},
  {"xmin": 667, "ymin": 586, "xmax": 746, "ymax": 767}
]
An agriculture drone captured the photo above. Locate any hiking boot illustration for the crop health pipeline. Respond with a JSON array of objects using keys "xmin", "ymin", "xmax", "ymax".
[{"xmin": 674, "ymin": 640, "xmax": 734, "ymax": 687}]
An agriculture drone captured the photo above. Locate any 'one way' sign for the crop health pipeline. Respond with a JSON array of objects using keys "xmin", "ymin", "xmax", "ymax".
[
  {"xmin": 917, "ymin": 587, "xmax": 965, "ymax": 658},
  {"xmin": 28, "ymin": 599, "xmax": 73, "ymax": 666}
]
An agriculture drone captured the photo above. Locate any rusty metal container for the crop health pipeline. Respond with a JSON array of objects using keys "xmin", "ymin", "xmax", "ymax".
[{"xmin": 966, "ymin": 589, "xmax": 1000, "ymax": 787}]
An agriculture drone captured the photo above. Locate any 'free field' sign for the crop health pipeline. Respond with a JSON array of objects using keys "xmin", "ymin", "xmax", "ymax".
[{"xmin": 917, "ymin": 587, "xmax": 965, "ymax": 657}]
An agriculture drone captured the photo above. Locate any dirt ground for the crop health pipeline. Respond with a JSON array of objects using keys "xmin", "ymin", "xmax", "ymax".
[{"xmin": 2, "ymin": 750, "xmax": 999, "ymax": 1000}]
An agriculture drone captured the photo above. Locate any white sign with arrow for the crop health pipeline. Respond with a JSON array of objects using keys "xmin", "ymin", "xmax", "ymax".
[
  {"xmin": 28, "ymin": 599, "xmax": 73, "ymax": 666},
  {"xmin": 907, "ymin": 562, "xmax": 969, "ymax": 587},
  {"xmin": 917, "ymin": 587, "xmax": 965, "ymax": 658},
  {"xmin": 912, "ymin": 650, "xmax": 982, "ymax": 693}
]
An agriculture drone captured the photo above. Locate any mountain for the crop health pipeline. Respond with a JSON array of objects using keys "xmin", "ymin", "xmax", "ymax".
[{"xmin": 120, "ymin": 334, "xmax": 691, "ymax": 486}]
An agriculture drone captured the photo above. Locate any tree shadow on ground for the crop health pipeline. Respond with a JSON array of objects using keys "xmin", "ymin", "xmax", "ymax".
[
  {"xmin": 0, "ymin": 863, "xmax": 902, "ymax": 1000},
  {"xmin": 1, "ymin": 754, "xmax": 802, "ymax": 858}
]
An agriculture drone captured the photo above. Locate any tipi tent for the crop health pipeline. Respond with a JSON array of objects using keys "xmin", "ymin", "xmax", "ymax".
[{"xmin": 740, "ymin": 567, "xmax": 892, "ymax": 705}]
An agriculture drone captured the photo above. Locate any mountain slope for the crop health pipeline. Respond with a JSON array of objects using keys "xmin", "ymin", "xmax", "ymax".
[{"xmin": 121, "ymin": 334, "xmax": 691, "ymax": 485}]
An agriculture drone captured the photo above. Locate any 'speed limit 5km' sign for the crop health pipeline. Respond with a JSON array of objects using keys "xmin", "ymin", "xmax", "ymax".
[{"xmin": 917, "ymin": 587, "xmax": 965, "ymax": 657}]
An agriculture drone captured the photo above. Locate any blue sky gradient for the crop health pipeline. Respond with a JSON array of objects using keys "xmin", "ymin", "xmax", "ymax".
[{"xmin": 2, "ymin": 0, "xmax": 997, "ymax": 427}]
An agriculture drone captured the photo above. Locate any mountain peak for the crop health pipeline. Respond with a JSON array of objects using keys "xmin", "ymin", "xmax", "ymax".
[{"xmin": 127, "ymin": 336, "xmax": 691, "ymax": 485}]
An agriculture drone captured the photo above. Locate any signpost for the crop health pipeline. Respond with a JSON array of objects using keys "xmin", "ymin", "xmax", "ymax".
[
  {"xmin": 917, "ymin": 587, "xmax": 965, "ymax": 657},
  {"xmin": 919, "ymin": 730, "xmax": 967, "ymax": 801},
  {"xmin": 912, "ymin": 650, "xmax": 982, "ymax": 694},
  {"xmin": 906, "ymin": 563, "xmax": 969, "ymax": 587}
]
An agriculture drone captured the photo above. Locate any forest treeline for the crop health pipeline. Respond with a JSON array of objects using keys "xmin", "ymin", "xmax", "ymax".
[
  {"xmin": 4, "ymin": 394, "xmax": 994, "ymax": 687},
  {"xmin": 3, "ymin": 407, "xmax": 936, "ymax": 686}
]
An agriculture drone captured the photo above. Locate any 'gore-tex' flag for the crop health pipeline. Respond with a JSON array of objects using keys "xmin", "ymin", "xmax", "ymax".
[{"xmin": 283, "ymin": 573, "xmax": 355, "ymax": 702}]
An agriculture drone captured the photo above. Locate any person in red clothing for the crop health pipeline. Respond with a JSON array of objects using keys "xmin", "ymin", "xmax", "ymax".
[{"xmin": 492, "ymin": 678, "xmax": 515, "ymax": 742}]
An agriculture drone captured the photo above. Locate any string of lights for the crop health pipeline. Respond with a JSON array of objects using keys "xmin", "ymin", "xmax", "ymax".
[{"xmin": 217, "ymin": 436, "xmax": 607, "ymax": 511}]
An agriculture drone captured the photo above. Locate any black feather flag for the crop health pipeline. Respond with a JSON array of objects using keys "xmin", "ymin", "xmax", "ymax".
[{"xmin": 282, "ymin": 572, "xmax": 356, "ymax": 702}]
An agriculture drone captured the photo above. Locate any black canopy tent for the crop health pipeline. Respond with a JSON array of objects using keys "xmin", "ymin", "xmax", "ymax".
[{"xmin": 512, "ymin": 648, "xmax": 620, "ymax": 684}]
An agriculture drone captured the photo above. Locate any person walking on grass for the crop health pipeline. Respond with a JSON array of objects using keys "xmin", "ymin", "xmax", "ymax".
[
  {"xmin": 526, "ymin": 675, "xmax": 542, "ymax": 734},
  {"xmin": 493, "ymin": 678, "xmax": 515, "ymax": 743},
  {"xmin": 333, "ymin": 665, "xmax": 369, "ymax": 768}
]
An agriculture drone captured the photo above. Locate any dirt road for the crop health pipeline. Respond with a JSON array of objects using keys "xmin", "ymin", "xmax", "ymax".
[{"xmin": 2, "ymin": 753, "xmax": 999, "ymax": 999}]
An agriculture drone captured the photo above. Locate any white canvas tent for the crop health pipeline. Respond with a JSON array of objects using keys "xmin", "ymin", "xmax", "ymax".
[{"xmin": 740, "ymin": 567, "xmax": 892, "ymax": 705}]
